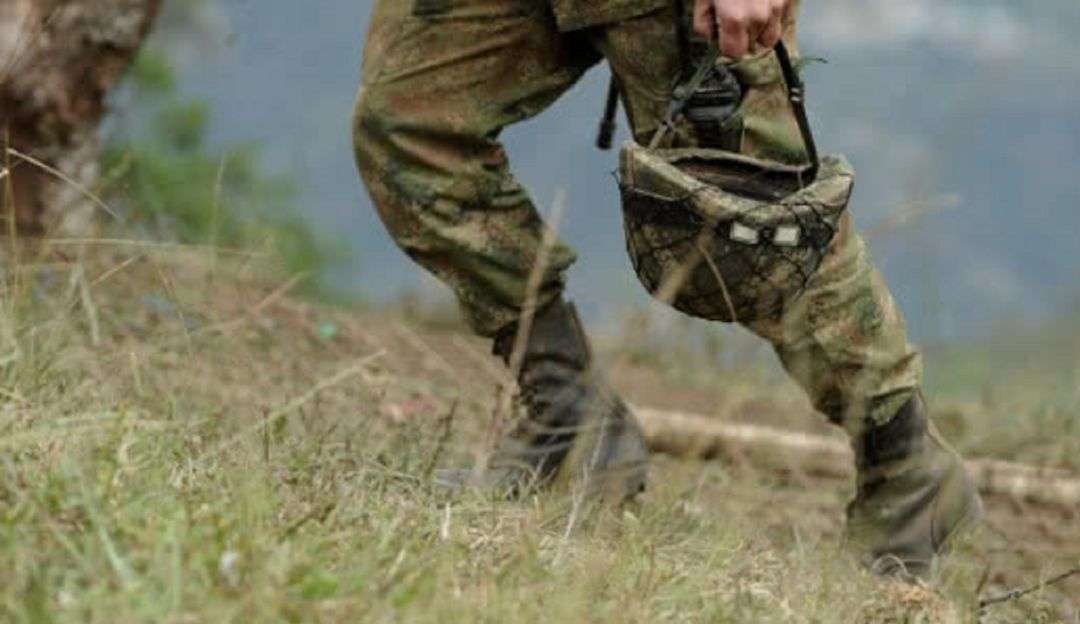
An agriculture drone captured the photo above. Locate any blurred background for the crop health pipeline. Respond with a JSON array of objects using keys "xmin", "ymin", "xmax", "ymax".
[{"xmin": 108, "ymin": 0, "xmax": 1080, "ymax": 342}]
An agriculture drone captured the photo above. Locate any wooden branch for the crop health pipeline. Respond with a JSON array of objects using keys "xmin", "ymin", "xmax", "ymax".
[{"xmin": 632, "ymin": 405, "xmax": 1080, "ymax": 508}]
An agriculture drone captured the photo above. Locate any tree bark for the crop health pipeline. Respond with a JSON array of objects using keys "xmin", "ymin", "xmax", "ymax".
[{"xmin": 0, "ymin": 0, "xmax": 160, "ymax": 236}]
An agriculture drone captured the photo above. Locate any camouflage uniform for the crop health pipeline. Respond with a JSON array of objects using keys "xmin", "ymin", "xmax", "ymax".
[{"xmin": 353, "ymin": 0, "xmax": 920, "ymax": 435}]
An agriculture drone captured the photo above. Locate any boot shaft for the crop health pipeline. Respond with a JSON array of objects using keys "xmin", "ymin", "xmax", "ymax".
[
  {"xmin": 493, "ymin": 298, "xmax": 591, "ymax": 375},
  {"xmin": 848, "ymin": 393, "xmax": 983, "ymax": 580},
  {"xmin": 485, "ymin": 298, "xmax": 649, "ymax": 500},
  {"xmin": 854, "ymin": 393, "xmax": 928, "ymax": 472}
]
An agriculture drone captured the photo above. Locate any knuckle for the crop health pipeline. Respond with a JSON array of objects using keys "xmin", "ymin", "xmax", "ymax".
[
  {"xmin": 722, "ymin": 33, "xmax": 747, "ymax": 54},
  {"xmin": 719, "ymin": 5, "xmax": 747, "ymax": 25}
]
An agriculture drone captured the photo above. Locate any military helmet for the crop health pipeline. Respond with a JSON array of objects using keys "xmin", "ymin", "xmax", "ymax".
[{"xmin": 616, "ymin": 43, "xmax": 855, "ymax": 323}]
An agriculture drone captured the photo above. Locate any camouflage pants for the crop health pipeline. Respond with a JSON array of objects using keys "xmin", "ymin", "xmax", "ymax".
[{"xmin": 353, "ymin": 0, "xmax": 921, "ymax": 432}]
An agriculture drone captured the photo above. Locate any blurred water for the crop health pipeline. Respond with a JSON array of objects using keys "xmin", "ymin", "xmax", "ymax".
[{"xmin": 149, "ymin": 0, "xmax": 1080, "ymax": 339}]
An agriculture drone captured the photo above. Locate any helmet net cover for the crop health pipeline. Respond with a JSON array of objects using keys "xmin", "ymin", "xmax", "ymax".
[{"xmin": 618, "ymin": 142, "xmax": 855, "ymax": 323}]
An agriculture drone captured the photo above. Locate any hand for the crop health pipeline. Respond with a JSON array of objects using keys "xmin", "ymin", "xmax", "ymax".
[{"xmin": 693, "ymin": 0, "xmax": 791, "ymax": 58}]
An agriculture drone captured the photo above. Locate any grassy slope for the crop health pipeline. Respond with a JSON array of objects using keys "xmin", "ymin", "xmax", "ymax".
[{"xmin": 0, "ymin": 244, "xmax": 1076, "ymax": 623}]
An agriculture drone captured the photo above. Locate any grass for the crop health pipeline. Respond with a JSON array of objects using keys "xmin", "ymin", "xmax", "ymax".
[{"xmin": 0, "ymin": 243, "xmax": 1077, "ymax": 622}]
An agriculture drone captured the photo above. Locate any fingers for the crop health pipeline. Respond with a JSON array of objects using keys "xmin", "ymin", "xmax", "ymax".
[
  {"xmin": 718, "ymin": 14, "xmax": 750, "ymax": 58},
  {"xmin": 694, "ymin": 0, "xmax": 790, "ymax": 58},
  {"xmin": 758, "ymin": 5, "xmax": 783, "ymax": 50},
  {"xmin": 692, "ymin": 0, "xmax": 716, "ymax": 40},
  {"xmin": 758, "ymin": 0, "xmax": 785, "ymax": 48}
]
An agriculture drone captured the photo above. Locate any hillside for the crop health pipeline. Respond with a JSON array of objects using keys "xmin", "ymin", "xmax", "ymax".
[{"xmin": 1, "ymin": 242, "xmax": 1076, "ymax": 622}]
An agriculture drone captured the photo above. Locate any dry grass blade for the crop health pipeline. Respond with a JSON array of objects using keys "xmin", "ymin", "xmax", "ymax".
[
  {"xmin": 506, "ymin": 189, "xmax": 567, "ymax": 378},
  {"xmin": 196, "ymin": 350, "xmax": 385, "ymax": 463},
  {"xmin": 46, "ymin": 238, "xmax": 265, "ymax": 257},
  {"xmin": 75, "ymin": 264, "xmax": 102, "ymax": 347},
  {"xmin": 487, "ymin": 190, "xmax": 568, "ymax": 466},
  {"xmin": 652, "ymin": 229, "xmax": 707, "ymax": 307},
  {"xmin": 864, "ymin": 193, "xmax": 962, "ymax": 240},
  {"xmin": 194, "ymin": 271, "xmax": 310, "ymax": 337},
  {"xmin": 0, "ymin": 387, "xmax": 30, "ymax": 406},
  {"xmin": 450, "ymin": 334, "xmax": 508, "ymax": 383},
  {"xmin": 422, "ymin": 400, "xmax": 458, "ymax": 480},
  {"xmin": 695, "ymin": 235, "xmax": 738, "ymax": 323},
  {"xmin": 0, "ymin": 418, "xmax": 175, "ymax": 451},
  {"xmin": 89, "ymin": 255, "xmax": 142, "ymax": 288},
  {"xmin": 393, "ymin": 322, "xmax": 460, "ymax": 381},
  {"xmin": 5, "ymin": 148, "xmax": 119, "ymax": 219},
  {"xmin": 979, "ymin": 567, "xmax": 1080, "ymax": 609}
]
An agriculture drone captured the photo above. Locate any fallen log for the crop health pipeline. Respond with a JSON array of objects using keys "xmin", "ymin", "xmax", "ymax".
[{"xmin": 633, "ymin": 405, "xmax": 1080, "ymax": 509}]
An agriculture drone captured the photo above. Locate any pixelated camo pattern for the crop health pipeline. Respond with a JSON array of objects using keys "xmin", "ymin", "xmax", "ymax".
[
  {"xmin": 619, "ymin": 145, "xmax": 855, "ymax": 322},
  {"xmin": 354, "ymin": 0, "xmax": 922, "ymax": 429}
]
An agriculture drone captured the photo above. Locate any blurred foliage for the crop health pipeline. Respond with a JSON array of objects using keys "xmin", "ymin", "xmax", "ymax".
[{"xmin": 102, "ymin": 48, "xmax": 343, "ymax": 296}]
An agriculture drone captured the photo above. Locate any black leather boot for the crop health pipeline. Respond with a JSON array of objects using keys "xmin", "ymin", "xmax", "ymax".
[
  {"xmin": 436, "ymin": 298, "xmax": 648, "ymax": 501},
  {"xmin": 846, "ymin": 394, "xmax": 983, "ymax": 580}
]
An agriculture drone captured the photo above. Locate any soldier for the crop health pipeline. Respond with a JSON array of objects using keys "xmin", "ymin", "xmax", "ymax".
[{"xmin": 352, "ymin": 0, "xmax": 982, "ymax": 579}]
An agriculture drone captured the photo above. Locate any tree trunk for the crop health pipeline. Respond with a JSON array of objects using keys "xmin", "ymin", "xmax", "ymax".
[{"xmin": 0, "ymin": 0, "xmax": 160, "ymax": 236}]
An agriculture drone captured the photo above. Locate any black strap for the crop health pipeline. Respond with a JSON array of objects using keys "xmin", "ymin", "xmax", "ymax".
[
  {"xmin": 649, "ymin": 41, "xmax": 820, "ymax": 181},
  {"xmin": 672, "ymin": 0, "xmax": 692, "ymax": 72},
  {"xmin": 596, "ymin": 78, "xmax": 620, "ymax": 150},
  {"xmin": 774, "ymin": 42, "xmax": 819, "ymax": 180}
]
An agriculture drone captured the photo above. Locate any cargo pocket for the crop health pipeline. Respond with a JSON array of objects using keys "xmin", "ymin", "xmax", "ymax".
[{"xmin": 727, "ymin": 50, "xmax": 808, "ymax": 165}]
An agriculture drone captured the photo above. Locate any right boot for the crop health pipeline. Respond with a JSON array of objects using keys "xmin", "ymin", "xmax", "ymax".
[
  {"xmin": 435, "ymin": 298, "xmax": 649, "ymax": 502},
  {"xmin": 846, "ymin": 394, "xmax": 983, "ymax": 580}
]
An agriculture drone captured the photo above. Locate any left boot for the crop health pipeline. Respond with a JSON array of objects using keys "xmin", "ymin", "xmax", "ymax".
[
  {"xmin": 434, "ymin": 299, "xmax": 649, "ymax": 502},
  {"xmin": 846, "ymin": 393, "xmax": 983, "ymax": 580}
]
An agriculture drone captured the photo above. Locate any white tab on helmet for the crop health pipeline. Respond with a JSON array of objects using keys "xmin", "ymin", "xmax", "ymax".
[
  {"xmin": 730, "ymin": 223, "xmax": 760, "ymax": 245},
  {"xmin": 773, "ymin": 225, "xmax": 801, "ymax": 247}
]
